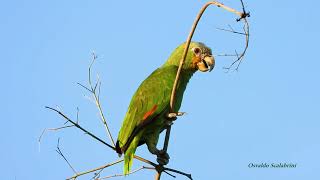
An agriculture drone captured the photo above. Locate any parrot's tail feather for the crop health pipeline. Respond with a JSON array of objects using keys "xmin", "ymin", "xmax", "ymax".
[
  {"xmin": 121, "ymin": 106, "xmax": 164, "ymax": 155},
  {"xmin": 124, "ymin": 151, "xmax": 134, "ymax": 175},
  {"xmin": 115, "ymin": 140, "xmax": 122, "ymax": 155},
  {"xmin": 123, "ymin": 135, "xmax": 140, "ymax": 175}
]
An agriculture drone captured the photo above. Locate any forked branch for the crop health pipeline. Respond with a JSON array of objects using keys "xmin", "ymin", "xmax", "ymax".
[{"xmin": 79, "ymin": 53, "xmax": 116, "ymax": 147}]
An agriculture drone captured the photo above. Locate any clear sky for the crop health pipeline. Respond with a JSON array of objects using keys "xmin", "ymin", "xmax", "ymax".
[{"xmin": 1, "ymin": 0, "xmax": 320, "ymax": 179}]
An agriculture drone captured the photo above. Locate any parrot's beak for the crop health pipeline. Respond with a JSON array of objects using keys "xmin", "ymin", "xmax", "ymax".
[{"xmin": 197, "ymin": 56, "xmax": 215, "ymax": 72}]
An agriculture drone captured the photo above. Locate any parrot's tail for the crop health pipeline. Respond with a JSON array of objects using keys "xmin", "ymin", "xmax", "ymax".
[{"xmin": 124, "ymin": 136, "xmax": 140, "ymax": 175}]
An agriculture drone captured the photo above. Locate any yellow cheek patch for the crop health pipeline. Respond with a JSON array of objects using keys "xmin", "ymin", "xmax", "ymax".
[{"xmin": 192, "ymin": 56, "xmax": 201, "ymax": 69}]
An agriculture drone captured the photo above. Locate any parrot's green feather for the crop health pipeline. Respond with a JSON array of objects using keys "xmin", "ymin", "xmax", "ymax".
[{"xmin": 124, "ymin": 131, "xmax": 143, "ymax": 175}]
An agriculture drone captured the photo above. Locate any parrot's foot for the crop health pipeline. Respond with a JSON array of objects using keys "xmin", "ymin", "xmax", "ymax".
[
  {"xmin": 167, "ymin": 112, "xmax": 185, "ymax": 121},
  {"xmin": 156, "ymin": 150, "xmax": 170, "ymax": 165}
]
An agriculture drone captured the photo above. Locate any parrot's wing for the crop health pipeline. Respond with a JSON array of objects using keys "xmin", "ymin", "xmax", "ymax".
[
  {"xmin": 116, "ymin": 65, "xmax": 178, "ymax": 153},
  {"xmin": 120, "ymin": 104, "xmax": 168, "ymax": 153}
]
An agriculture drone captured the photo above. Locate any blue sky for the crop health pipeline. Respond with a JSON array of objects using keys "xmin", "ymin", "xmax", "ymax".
[{"xmin": 1, "ymin": 0, "xmax": 320, "ymax": 179}]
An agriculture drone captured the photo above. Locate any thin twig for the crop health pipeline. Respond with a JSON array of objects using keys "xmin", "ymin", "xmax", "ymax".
[
  {"xmin": 91, "ymin": 167, "xmax": 104, "ymax": 180},
  {"xmin": 45, "ymin": 106, "xmax": 115, "ymax": 150},
  {"xmin": 216, "ymin": 27, "xmax": 247, "ymax": 35},
  {"xmin": 133, "ymin": 155, "xmax": 158, "ymax": 167},
  {"xmin": 211, "ymin": 2, "xmax": 249, "ymax": 71},
  {"xmin": 163, "ymin": 170, "xmax": 176, "ymax": 178},
  {"xmin": 38, "ymin": 125, "xmax": 74, "ymax": 152},
  {"xmin": 97, "ymin": 166, "xmax": 154, "ymax": 180},
  {"xmin": 81, "ymin": 53, "xmax": 116, "ymax": 147},
  {"xmin": 38, "ymin": 125, "xmax": 74, "ymax": 144},
  {"xmin": 78, "ymin": 83, "xmax": 92, "ymax": 93},
  {"xmin": 56, "ymin": 138, "xmax": 77, "ymax": 174},
  {"xmin": 224, "ymin": 20, "xmax": 249, "ymax": 71},
  {"xmin": 216, "ymin": 53, "xmax": 238, "ymax": 57},
  {"xmin": 164, "ymin": 167, "xmax": 193, "ymax": 180},
  {"xmin": 66, "ymin": 159, "xmax": 124, "ymax": 180}
]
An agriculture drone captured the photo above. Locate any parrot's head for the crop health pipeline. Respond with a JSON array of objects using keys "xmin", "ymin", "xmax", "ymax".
[{"xmin": 163, "ymin": 42, "xmax": 215, "ymax": 72}]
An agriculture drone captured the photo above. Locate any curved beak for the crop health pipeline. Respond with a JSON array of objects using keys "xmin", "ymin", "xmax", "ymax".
[{"xmin": 197, "ymin": 56, "xmax": 215, "ymax": 72}]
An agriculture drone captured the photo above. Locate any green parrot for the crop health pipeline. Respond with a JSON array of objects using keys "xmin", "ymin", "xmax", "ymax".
[{"xmin": 116, "ymin": 42, "xmax": 215, "ymax": 174}]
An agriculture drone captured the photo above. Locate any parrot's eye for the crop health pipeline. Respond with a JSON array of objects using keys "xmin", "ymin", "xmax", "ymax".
[{"xmin": 192, "ymin": 47, "xmax": 201, "ymax": 56}]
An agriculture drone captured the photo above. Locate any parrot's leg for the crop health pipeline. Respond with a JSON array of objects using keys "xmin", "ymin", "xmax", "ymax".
[
  {"xmin": 145, "ymin": 132, "xmax": 170, "ymax": 165},
  {"xmin": 156, "ymin": 149, "xmax": 170, "ymax": 165}
]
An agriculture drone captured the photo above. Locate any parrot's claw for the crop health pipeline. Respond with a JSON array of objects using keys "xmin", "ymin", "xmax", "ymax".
[
  {"xmin": 156, "ymin": 150, "xmax": 170, "ymax": 165},
  {"xmin": 166, "ymin": 121, "xmax": 173, "ymax": 126},
  {"xmin": 167, "ymin": 112, "xmax": 185, "ymax": 120}
]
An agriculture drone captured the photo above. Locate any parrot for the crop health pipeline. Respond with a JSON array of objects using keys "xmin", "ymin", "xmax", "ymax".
[{"xmin": 116, "ymin": 42, "xmax": 215, "ymax": 174}]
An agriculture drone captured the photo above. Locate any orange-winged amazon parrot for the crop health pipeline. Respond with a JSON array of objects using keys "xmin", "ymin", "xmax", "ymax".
[{"xmin": 116, "ymin": 42, "xmax": 215, "ymax": 174}]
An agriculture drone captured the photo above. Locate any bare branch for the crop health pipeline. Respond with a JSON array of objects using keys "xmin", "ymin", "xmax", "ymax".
[
  {"xmin": 56, "ymin": 138, "xmax": 77, "ymax": 174},
  {"xmin": 76, "ymin": 107, "xmax": 80, "ymax": 124},
  {"xmin": 163, "ymin": 170, "xmax": 176, "ymax": 178},
  {"xmin": 224, "ymin": 11, "xmax": 250, "ymax": 71},
  {"xmin": 84, "ymin": 53, "xmax": 116, "ymax": 148},
  {"xmin": 38, "ymin": 125, "xmax": 74, "ymax": 152},
  {"xmin": 45, "ymin": 106, "xmax": 115, "ymax": 150},
  {"xmin": 66, "ymin": 159, "xmax": 124, "ymax": 180},
  {"xmin": 164, "ymin": 167, "xmax": 193, "ymax": 180},
  {"xmin": 97, "ymin": 81, "xmax": 102, "ymax": 103},
  {"xmin": 97, "ymin": 166, "xmax": 155, "ymax": 180},
  {"xmin": 133, "ymin": 155, "xmax": 158, "ymax": 167},
  {"xmin": 38, "ymin": 125, "xmax": 73, "ymax": 142},
  {"xmin": 210, "ymin": 2, "xmax": 250, "ymax": 71},
  {"xmin": 216, "ymin": 26, "xmax": 247, "ymax": 35},
  {"xmin": 77, "ymin": 82, "xmax": 93, "ymax": 93},
  {"xmin": 216, "ymin": 53, "xmax": 238, "ymax": 57}
]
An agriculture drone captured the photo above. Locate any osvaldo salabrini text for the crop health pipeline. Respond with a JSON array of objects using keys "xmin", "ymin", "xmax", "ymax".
[{"xmin": 248, "ymin": 163, "xmax": 297, "ymax": 168}]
